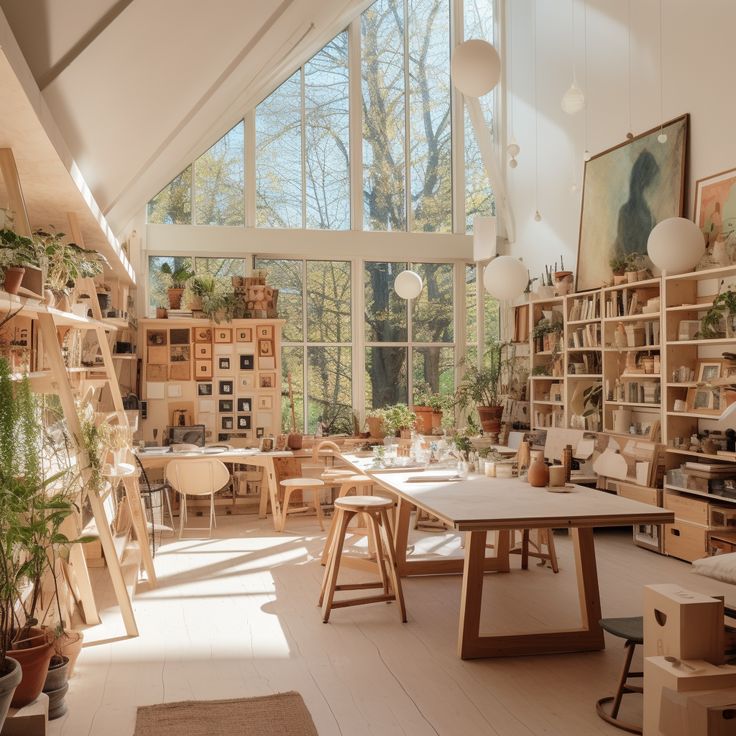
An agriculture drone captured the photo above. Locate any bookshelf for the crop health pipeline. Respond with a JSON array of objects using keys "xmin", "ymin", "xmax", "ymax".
[{"xmin": 529, "ymin": 295, "xmax": 565, "ymax": 429}]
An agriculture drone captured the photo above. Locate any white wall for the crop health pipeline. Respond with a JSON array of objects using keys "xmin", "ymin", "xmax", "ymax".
[{"xmin": 506, "ymin": 0, "xmax": 736, "ymax": 282}]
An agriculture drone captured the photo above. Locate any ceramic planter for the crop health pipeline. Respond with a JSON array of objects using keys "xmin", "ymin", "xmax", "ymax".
[
  {"xmin": 43, "ymin": 655, "xmax": 70, "ymax": 720},
  {"xmin": 9, "ymin": 628, "xmax": 54, "ymax": 708},
  {"xmin": 188, "ymin": 295, "xmax": 203, "ymax": 311},
  {"xmin": 156, "ymin": 307, "xmax": 168, "ymax": 319},
  {"xmin": 612, "ymin": 273, "xmax": 626, "ymax": 285},
  {"xmin": 287, "ymin": 433, "xmax": 303, "ymax": 450},
  {"xmin": 366, "ymin": 416, "xmax": 385, "ymax": 439},
  {"xmin": 167, "ymin": 287, "xmax": 185, "ymax": 310},
  {"xmin": 3, "ymin": 266, "xmax": 25, "ymax": 295},
  {"xmin": 0, "ymin": 657, "xmax": 21, "ymax": 730},
  {"xmin": 431, "ymin": 410, "xmax": 443, "ymax": 433},
  {"xmin": 413, "ymin": 406, "xmax": 434, "ymax": 434},
  {"xmin": 528, "ymin": 454, "xmax": 549, "ymax": 487},
  {"xmin": 477, "ymin": 405, "xmax": 503, "ymax": 437}
]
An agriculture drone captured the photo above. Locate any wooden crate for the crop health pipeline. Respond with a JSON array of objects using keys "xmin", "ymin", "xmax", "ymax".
[
  {"xmin": 618, "ymin": 481, "xmax": 661, "ymax": 507},
  {"xmin": 664, "ymin": 490, "xmax": 710, "ymax": 526},
  {"xmin": 663, "ymin": 518, "xmax": 708, "ymax": 562}
]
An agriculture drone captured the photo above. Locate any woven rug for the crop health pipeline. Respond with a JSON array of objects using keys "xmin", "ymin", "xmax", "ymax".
[{"xmin": 134, "ymin": 691, "xmax": 319, "ymax": 736}]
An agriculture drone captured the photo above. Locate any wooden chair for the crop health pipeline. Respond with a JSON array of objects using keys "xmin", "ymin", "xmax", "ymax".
[
  {"xmin": 165, "ymin": 458, "xmax": 229, "ymax": 538},
  {"xmin": 319, "ymin": 496, "xmax": 407, "ymax": 624},
  {"xmin": 279, "ymin": 478, "xmax": 326, "ymax": 533},
  {"xmin": 320, "ymin": 474, "xmax": 375, "ymax": 564},
  {"xmin": 510, "ymin": 528, "xmax": 559, "ymax": 573}
]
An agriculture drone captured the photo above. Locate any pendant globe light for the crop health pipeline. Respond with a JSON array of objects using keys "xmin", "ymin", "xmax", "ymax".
[
  {"xmin": 483, "ymin": 256, "xmax": 528, "ymax": 301},
  {"xmin": 647, "ymin": 218, "xmax": 704, "ymax": 274},
  {"xmin": 561, "ymin": 0, "xmax": 585, "ymax": 115},
  {"xmin": 394, "ymin": 270, "xmax": 423, "ymax": 300}
]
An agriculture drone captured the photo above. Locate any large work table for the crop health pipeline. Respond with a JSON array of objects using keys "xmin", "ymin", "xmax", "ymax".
[{"xmin": 340, "ymin": 453, "xmax": 674, "ymax": 659}]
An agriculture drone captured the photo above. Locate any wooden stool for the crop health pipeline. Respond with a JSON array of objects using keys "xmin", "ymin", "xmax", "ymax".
[
  {"xmin": 279, "ymin": 478, "xmax": 325, "ymax": 533},
  {"xmin": 320, "ymin": 475, "xmax": 375, "ymax": 565},
  {"xmin": 319, "ymin": 496, "xmax": 407, "ymax": 624},
  {"xmin": 510, "ymin": 528, "xmax": 559, "ymax": 573},
  {"xmin": 596, "ymin": 616, "xmax": 643, "ymax": 734}
]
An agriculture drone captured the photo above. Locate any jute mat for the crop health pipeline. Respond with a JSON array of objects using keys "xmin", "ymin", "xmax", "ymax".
[{"xmin": 134, "ymin": 691, "xmax": 319, "ymax": 736}]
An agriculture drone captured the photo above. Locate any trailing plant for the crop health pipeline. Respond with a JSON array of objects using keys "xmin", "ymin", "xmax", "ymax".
[
  {"xmin": 609, "ymin": 253, "xmax": 627, "ymax": 275},
  {"xmin": 532, "ymin": 364, "xmax": 551, "ymax": 376},
  {"xmin": 700, "ymin": 283, "xmax": 736, "ymax": 339},
  {"xmin": 456, "ymin": 339, "xmax": 506, "ymax": 409},
  {"xmin": 34, "ymin": 228, "xmax": 108, "ymax": 294},
  {"xmin": 381, "ymin": 404, "xmax": 417, "ymax": 435},
  {"xmin": 160, "ymin": 261, "xmax": 194, "ymax": 289},
  {"xmin": 623, "ymin": 252, "xmax": 647, "ymax": 272},
  {"xmin": 0, "ymin": 213, "xmax": 38, "ymax": 271}
]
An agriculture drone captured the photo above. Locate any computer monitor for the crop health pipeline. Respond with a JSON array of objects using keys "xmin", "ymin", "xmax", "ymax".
[{"xmin": 167, "ymin": 425, "xmax": 206, "ymax": 447}]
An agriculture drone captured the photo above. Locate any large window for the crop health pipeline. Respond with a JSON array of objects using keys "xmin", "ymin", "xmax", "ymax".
[
  {"xmin": 255, "ymin": 258, "xmax": 353, "ymax": 434},
  {"xmin": 465, "ymin": 262, "xmax": 500, "ymax": 365},
  {"xmin": 364, "ymin": 261, "xmax": 455, "ymax": 410},
  {"xmin": 147, "ymin": 0, "xmax": 495, "ymax": 234}
]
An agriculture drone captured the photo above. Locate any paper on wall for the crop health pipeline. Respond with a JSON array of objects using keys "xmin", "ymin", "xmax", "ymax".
[
  {"xmin": 167, "ymin": 384, "xmax": 183, "ymax": 398},
  {"xmin": 146, "ymin": 382, "xmax": 165, "ymax": 399}
]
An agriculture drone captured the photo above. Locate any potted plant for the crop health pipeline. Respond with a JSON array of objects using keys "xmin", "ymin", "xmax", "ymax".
[
  {"xmin": 624, "ymin": 252, "xmax": 649, "ymax": 283},
  {"xmin": 155, "ymin": 305, "xmax": 168, "ymax": 319},
  {"xmin": 413, "ymin": 381, "xmax": 452, "ymax": 435},
  {"xmin": 553, "ymin": 256, "xmax": 573, "ymax": 296},
  {"xmin": 535, "ymin": 265, "xmax": 555, "ymax": 299},
  {"xmin": 160, "ymin": 262, "xmax": 194, "ymax": 310},
  {"xmin": 456, "ymin": 339, "xmax": 505, "ymax": 438},
  {"xmin": 188, "ymin": 274, "xmax": 216, "ymax": 312},
  {"xmin": 0, "ymin": 223, "xmax": 38, "ymax": 296},
  {"xmin": 382, "ymin": 404, "xmax": 417, "ymax": 438},
  {"xmin": 701, "ymin": 284, "xmax": 736, "ymax": 338},
  {"xmin": 365, "ymin": 408, "xmax": 386, "ymax": 439},
  {"xmin": 609, "ymin": 253, "xmax": 627, "ymax": 286}
]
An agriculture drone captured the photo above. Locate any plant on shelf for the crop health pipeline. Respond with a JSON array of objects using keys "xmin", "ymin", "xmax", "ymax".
[
  {"xmin": 623, "ymin": 252, "xmax": 650, "ymax": 282},
  {"xmin": 582, "ymin": 383, "xmax": 603, "ymax": 420},
  {"xmin": 187, "ymin": 274, "xmax": 215, "ymax": 313},
  {"xmin": 412, "ymin": 380, "xmax": 453, "ymax": 435},
  {"xmin": 609, "ymin": 253, "xmax": 627, "ymax": 278},
  {"xmin": 532, "ymin": 364, "xmax": 551, "ymax": 376},
  {"xmin": 365, "ymin": 408, "xmax": 386, "ymax": 439},
  {"xmin": 159, "ymin": 261, "xmax": 194, "ymax": 310},
  {"xmin": 381, "ymin": 403, "xmax": 417, "ymax": 438},
  {"xmin": 700, "ymin": 284, "xmax": 736, "ymax": 339},
  {"xmin": 0, "ymin": 213, "xmax": 39, "ymax": 296}
]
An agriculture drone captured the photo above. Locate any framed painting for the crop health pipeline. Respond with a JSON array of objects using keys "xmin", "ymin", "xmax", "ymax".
[
  {"xmin": 576, "ymin": 115, "xmax": 688, "ymax": 292},
  {"xmin": 694, "ymin": 166, "xmax": 736, "ymax": 252}
]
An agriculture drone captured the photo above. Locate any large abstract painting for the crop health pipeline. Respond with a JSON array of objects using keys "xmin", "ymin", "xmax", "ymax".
[{"xmin": 576, "ymin": 115, "xmax": 688, "ymax": 291}]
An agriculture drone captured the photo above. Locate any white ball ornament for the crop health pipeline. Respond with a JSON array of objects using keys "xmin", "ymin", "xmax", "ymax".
[
  {"xmin": 647, "ymin": 217, "xmax": 704, "ymax": 274},
  {"xmin": 394, "ymin": 270, "xmax": 423, "ymax": 299},
  {"xmin": 451, "ymin": 40, "xmax": 501, "ymax": 98},
  {"xmin": 483, "ymin": 256, "xmax": 528, "ymax": 300}
]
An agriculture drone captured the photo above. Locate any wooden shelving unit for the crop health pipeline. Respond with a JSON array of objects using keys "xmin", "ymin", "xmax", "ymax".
[{"xmin": 529, "ymin": 295, "xmax": 565, "ymax": 429}]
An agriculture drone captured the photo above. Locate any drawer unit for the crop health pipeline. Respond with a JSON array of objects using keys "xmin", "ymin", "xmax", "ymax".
[
  {"xmin": 707, "ymin": 530, "xmax": 736, "ymax": 556},
  {"xmin": 664, "ymin": 519, "xmax": 707, "ymax": 562},
  {"xmin": 709, "ymin": 504, "xmax": 736, "ymax": 529},
  {"xmin": 663, "ymin": 490, "xmax": 709, "ymax": 525},
  {"xmin": 618, "ymin": 482, "xmax": 662, "ymax": 507}
]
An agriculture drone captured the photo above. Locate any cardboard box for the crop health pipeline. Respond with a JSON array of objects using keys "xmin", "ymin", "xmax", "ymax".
[
  {"xmin": 644, "ymin": 585, "xmax": 724, "ymax": 663},
  {"xmin": 659, "ymin": 688, "xmax": 736, "ymax": 736},
  {"xmin": 644, "ymin": 657, "xmax": 736, "ymax": 735}
]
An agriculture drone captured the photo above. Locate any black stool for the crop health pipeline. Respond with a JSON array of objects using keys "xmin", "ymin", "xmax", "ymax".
[{"xmin": 596, "ymin": 616, "xmax": 643, "ymax": 734}]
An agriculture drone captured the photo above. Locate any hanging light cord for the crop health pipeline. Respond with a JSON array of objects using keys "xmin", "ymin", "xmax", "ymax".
[
  {"xmin": 658, "ymin": 0, "xmax": 664, "ymax": 134},
  {"xmin": 533, "ymin": 0, "xmax": 539, "ymax": 215},
  {"xmin": 583, "ymin": 0, "xmax": 589, "ymax": 158},
  {"xmin": 627, "ymin": 0, "xmax": 632, "ymax": 136}
]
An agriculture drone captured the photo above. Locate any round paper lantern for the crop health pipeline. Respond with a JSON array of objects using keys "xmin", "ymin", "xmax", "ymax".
[
  {"xmin": 394, "ymin": 270, "xmax": 423, "ymax": 300},
  {"xmin": 451, "ymin": 40, "xmax": 501, "ymax": 98},
  {"xmin": 647, "ymin": 217, "xmax": 704, "ymax": 274},
  {"xmin": 561, "ymin": 81, "xmax": 585, "ymax": 114},
  {"xmin": 483, "ymin": 256, "xmax": 528, "ymax": 300}
]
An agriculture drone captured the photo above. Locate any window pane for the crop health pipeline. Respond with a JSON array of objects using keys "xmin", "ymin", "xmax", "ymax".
[
  {"xmin": 256, "ymin": 72, "xmax": 303, "ymax": 227},
  {"xmin": 194, "ymin": 257, "xmax": 246, "ymax": 295},
  {"xmin": 308, "ymin": 346, "xmax": 353, "ymax": 434},
  {"xmin": 362, "ymin": 0, "xmax": 406, "ymax": 231},
  {"xmin": 412, "ymin": 346, "xmax": 454, "ymax": 396},
  {"xmin": 365, "ymin": 346, "xmax": 408, "ymax": 409},
  {"xmin": 281, "ymin": 346, "xmax": 304, "ymax": 432},
  {"xmin": 194, "ymin": 121, "xmax": 244, "ymax": 226},
  {"xmin": 411, "ymin": 262, "xmax": 453, "ymax": 342},
  {"xmin": 364, "ymin": 262, "xmax": 408, "ymax": 342},
  {"xmin": 306, "ymin": 261, "xmax": 351, "ymax": 342},
  {"xmin": 464, "ymin": 0, "xmax": 495, "ymax": 232},
  {"xmin": 484, "ymin": 290, "xmax": 500, "ymax": 342},
  {"xmin": 254, "ymin": 258, "xmax": 304, "ymax": 341},
  {"xmin": 147, "ymin": 167, "xmax": 192, "ymax": 225},
  {"xmin": 409, "ymin": 0, "xmax": 452, "ymax": 232},
  {"xmin": 305, "ymin": 33, "xmax": 350, "ymax": 230},
  {"xmin": 465, "ymin": 263, "xmax": 478, "ymax": 344},
  {"xmin": 148, "ymin": 256, "xmax": 194, "ymax": 314}
]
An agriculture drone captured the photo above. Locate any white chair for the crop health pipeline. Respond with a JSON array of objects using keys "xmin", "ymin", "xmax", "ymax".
[{"xmin": 165, "ymin": 458, "xmax": 230, "ymax": 538}]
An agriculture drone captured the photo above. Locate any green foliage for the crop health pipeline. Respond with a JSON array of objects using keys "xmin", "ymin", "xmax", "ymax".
[
  {"xmin": 700, "ymin": 285, "xmax": 736, "ymax": 339},
  {"xmin": 609, "ymin": 253, "xmax": 627, "ymax": 274},
  {"xmin": 413, "ymin": 380, "xmax": 453, "ymax": 412},
  {"xmin": 160, "ymin": 260, "xmax": 194, "ymax": 288},
  {"xmin": 147, "ymin": 166, "xmax": 192, "ymax": 225},
  {"xmin": 532, "ymin": 318, "xmax": 562, "ymax": 340},
  {"xmin": 456, "ymin": 339, "xmax": 505, "ymax": 408},
  {"xmin": 34, "ymin": 228, "xmax": 108, "ymax": 294},
  {"xmin": 0, "ymin": 216, "xmax": 38, "ymax": 270},
  {"xmin": 375, "ymin": 403, "xmax": 416, "ymax": 435}
]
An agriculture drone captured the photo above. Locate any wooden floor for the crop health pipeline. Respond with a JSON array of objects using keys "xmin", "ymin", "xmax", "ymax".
[{"xmin": 50, "ymin": 515, "xmax": 736, "ymax": 736}]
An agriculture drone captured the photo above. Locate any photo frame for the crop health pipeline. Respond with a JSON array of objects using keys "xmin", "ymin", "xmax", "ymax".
[
  {"xmin": 237, "ymin": 414, "xmax": 252, "ymax": 430},
  {"xmin": 195, "ymin": 360, "xmax": 212, "ymax": 380},
  {"xmin": 576, "ymin": 115, "xmax": 688, "ymax": 291},
  {"xmin": 259, "ymin": 373, "xmax": 275, "ymax": 389},
  {"xmin": 239, "ymin": 354, "xmax": 254, "ymax": 371},
  {"xmin": 214, "ymin": 328, "xmax": 232, "ymax": 343},
  {"xmin": 221, "ymin": 415, "xmax": 234, "ymax": 430},
  {"xmin": 236, "ymin": 327, "xmax": 253, "ymax": 342},
  {"xmin": 170, "ymin": 328, "xmax": 191, "ymax": 345},
  {"xmin": 258, "ymin": 339, "xmax": 274, "ymax": 357},
  {"xmin": 194, "ymin": 327, "xmax": 212, "ymax": 342},
  {"xmin": 218, "ymin": 380, "xmax": 234, "ymax": 395},
  {"xmin": 218, "ymin": 356, "xmax": 231, "ymax": 371},
  {"xmin": 257, "ymin": 325, "xmax": 273, "ymax": 339},
  {"xmin": 237, "ymin": 397, "xmax": 252, "ymax": 412},
  {"xmin": 147, "ymin": 329, "xmax": 167, "ymax": 346},
  {"xmin": 686, "ymin": 387, "xmax": 722, "ymax": 415},
  {"xmin": 259, "ymin": 357, "xmax": 276, "ymax": 370},
  {"xmin": 694, "ymin": 166, "xmax": 736, "ymax": 256},
  {"xmin": 697, "ymin": 361, "xmax": 723, "ymax": 384},
  {"xmin": 147, "ymin": 364, "xmax": 167, "ymax": 381},
  {"xmin": 170, "ymin": 345, "xmax": 190, "ymax": 362},
  {"xmin": 218, "ymin": 399, "xmax": 233, "ymax": 413},
  {"xmin": 258, "ymin": 395, "xmax": 273, "ymax": 410},
  {"xmin": 256, "ymin": 427, "xmax": 265, "ymax": 438},
  {"xmin": 197, "ymin": 383, "xmax": 213, "ymax": 397},
  {"xmin": 239, "ymin": 374, "xmax": 255, "ymax": 390},
  {"xmin": 170, "ymin": 363, "xmax": 190, "ymax": 381}
]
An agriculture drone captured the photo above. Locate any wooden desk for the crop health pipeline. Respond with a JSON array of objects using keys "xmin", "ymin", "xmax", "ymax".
[
  {"xmin": 135, "ymin": 449, "xmax": 295, "ymax": 529},
  {"xmin": 341, "ymin": 454, "xmax": 673, "ymax": 659}
]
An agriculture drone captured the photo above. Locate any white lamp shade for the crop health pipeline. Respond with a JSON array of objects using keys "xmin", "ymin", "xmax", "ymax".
[
  {"xmin": 473, "ymin": 216, "xmax": 497, "ymax": 262},
  {"xmin": 451, "ymin": 40, "xmax": 501, "ymax": 98},
  {"xmin": 483, "ymin": 256, "xmax": 527, "ymax": 300},
  {"xmin": 647, "ymin": 217, "xmax": 705, "ymax": 274},
  {"xmin": 561, "ymin": 81, "xmax": 586, "ymax": 114},
  {"xmin": 394, "ymin": 270, "xmax": 423, "ymax": 300}
]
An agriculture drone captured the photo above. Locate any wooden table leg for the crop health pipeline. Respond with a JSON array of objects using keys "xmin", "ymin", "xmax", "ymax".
[
  {"xmin": 261, "ymin": 458, "xmax": 282, "ymax": 531},
  {"xmin": 457, "ymin": 526, "xmax": 605, "ymax": 659}
]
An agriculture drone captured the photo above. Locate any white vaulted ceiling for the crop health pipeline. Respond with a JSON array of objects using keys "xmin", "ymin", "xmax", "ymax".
[{"xmin": 0, "ymin": 0, "xmax": 367, "ymax": 235}]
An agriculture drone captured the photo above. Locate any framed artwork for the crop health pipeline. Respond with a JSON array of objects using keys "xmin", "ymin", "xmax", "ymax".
[
  {"xmin": 258, "ymin": 395, "xmax": 273, "ymax": 410},
  {"xmin": 214, "ymin": 328, "xmax": 232, "ymax": 343},
  {"xmin": 219, "ymin": 380, "xmax": 234, "ymax": 395},
  {"xmin": 236, "ymin": 327, "xmax": 253, "ymax": 342},
  {"xmin": 576, "ymin": 115, "xmax": 688, "ymax": 292},
  {"xmin": 218, "ymin": 356, "xmax": 231, "ymax": 371},
  {"xmin": 169, "ymin": 363, "xmax": 190, "ymax": 381},
  {"xmin": 147, "ymin": 329, "xmax": 167, "ymax": 346},
  {"xmin": 194, "ymin": 327, "xmax": 212, "ymax": 342},
  {"xmin": 697, "ymin": 361, "xmax": 723, "ymax": 383},
  {"xmin": 239, "ymin": 354, "xmax": 255, "ymax": 371},
  {"xmin": 694, "ymin": 166, "xmax": 736, "ymax": 252},
  {"xmin": 170, "ymin": 345, "xmax": 190, "ymax": 362},
  {"xmin": 259, "ymin": 373, "xmax": 275, "ymax": 389},
  {"xmin": 259, "ymin": 356, "xmax": 276, "ymax": 370},
  {"xmin": 221, "ymin": 415, "xmax": 234, "ymax": 430},
  {"xmin": 237, "ymin": 414, "xmax": 252, "ymax": 430},
  {"xmin": 256, "ymin": 427, "xmax": 265, "ymax": 438},
  {"xmin": 147, "ymin": 346, "xmax": 168, "ymax": 365},
  {"xmin": 237, "ymin": 397, "xmax": 252, "ymax": 412},
  {"xmin": 257, "ymin": 325, "xmax": 273, "ymax": 339},
  {"xmin": 258, "ymin": 339, "xmax": 274, "ymax": 357},
  {"xmin": 686, "ymin": 387, "xmax": 722, "ymax": 415},
  {"xmin": 197, "ymin": 383, "xmax": 213, "ymax": 397},
  {"xmin": 239, "ymin": 374, "xmax": 255, "ymax": 390},
  {"xmin": 195, "ymin": 343, "xmax": 212, "ymax": 359},
  {"xmin": 218, "ymin": 399, "xmax": 233, "ymax": 413},
  {"xmin": 147, "ymin": 364, "xmax": 167, "ymax": 381},
  {"xmin": 170, "ymin": 328, "xmax": 191, "ymax": 345},
  {"xmin": 195, "ymin": 360, "xmax": 212, "ymax": 380}
]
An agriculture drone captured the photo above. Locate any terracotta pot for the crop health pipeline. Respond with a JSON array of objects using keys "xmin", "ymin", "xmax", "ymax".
[
  {"xmin": 413, "ymin": 406, "xmax": 434, "ymax": 434},
  {"xmin": 0, "ymin": 657, "xmax": 21, "ymax": 730},
  {"xmin": 56, "ymin": 293, "xmax": 71, "ymax": 312},
  {"xmin": 156, "ymin": 307, "xmax": 168, "ymax": 319},
  {"xmin": 9, "ymin": 628, "xmax": 54, "ymax": 707},
  {"xmin": 287, "ymin": 433, "xmax": 303, "ymax": 450},
  {"xmin": 431, "ymin": 410, "xmax": 443, "ymax": 433},
  {"xmin": 57, "ymin": 630, "xmax": 84, "ymax": 678},
  {"xmin": 528, "ymin": 455, "xmax": 550, "ymax": 487},
  {"xmin": 613, "ymin": 273, "xmax": 626, "ymax": 285},
  {"xmin": 366, "ymin": 416, "xmax": 385, "ymax": 439},
  {"xmin": 3, "ymin": 266, "xmax": 25, "ymax": 295},
  {"xmin": 168, "ymin": 287, "xmax": 185, "ymax": 310},
  {"xmin": 188, "ymin": 295, "xmax": 203, "ymax": 311},
  {"xmin": 477, "ymin": 405, "xmax": 503, "ymax": 435}
]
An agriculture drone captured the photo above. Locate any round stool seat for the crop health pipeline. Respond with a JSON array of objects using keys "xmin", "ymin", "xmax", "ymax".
[
  {"xmin": 335, "ymin": 495, "xmax": 392, "ymax": 512},
  {"xmin": 281, "ymin": 478, "xmax": 325, "ymax": 488},
  {"xmin": 599, "ymin": 617, "xmax": 643, "ymax": 644}
]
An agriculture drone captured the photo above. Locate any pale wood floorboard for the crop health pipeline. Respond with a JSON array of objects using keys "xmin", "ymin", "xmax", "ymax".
[{"xmin": 49, "ymin": 517, "xmax": 736, "ymax": 736}]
